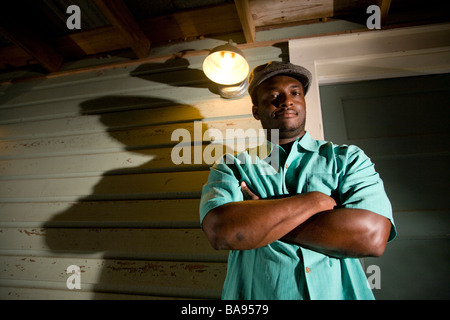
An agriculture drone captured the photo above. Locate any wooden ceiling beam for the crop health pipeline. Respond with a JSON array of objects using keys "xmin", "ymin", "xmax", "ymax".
[
  {"xmin": 0, "ymin": 17, "xmax": 63, "ymax": 72},
  {"xmin": 379, "ymin": 0, "xmax": 392, "ymax": 25},
  {"xmin": 93, "ymin": 0, "xmax": 151, "ymax": 59},
  {"xmin": 235, "ymin": 0, "xmax": 256, "ymax": 43},
  {"xmin": 0, "ymin": 45, "xmax": 37, "ymax": 69}
]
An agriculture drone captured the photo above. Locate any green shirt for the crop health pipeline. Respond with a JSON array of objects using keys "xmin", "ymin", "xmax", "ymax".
[{"xmin": 199, "ymin": 132, "xmax": 396, "ymax": 300}]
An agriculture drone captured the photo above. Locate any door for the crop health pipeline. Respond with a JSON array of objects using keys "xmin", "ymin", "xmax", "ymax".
[{"xmin": 319, "ymin": 73, "xmax": 450, "ymax": 299}]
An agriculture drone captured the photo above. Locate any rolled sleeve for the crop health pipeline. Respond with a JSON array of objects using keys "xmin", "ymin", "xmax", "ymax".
[
  {"xmin": 199, "ymin": 156, "xmax": 243, "ymax": 225},
  {"xmin": 339, "ymin": 146, "xmax": 397, "ymax": 241}
]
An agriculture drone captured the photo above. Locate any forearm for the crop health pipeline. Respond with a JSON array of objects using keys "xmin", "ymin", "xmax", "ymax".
[
  {"xmin": 202, "ymin": 191, "xmax": 333, "ymax": 250},
  {"xmin": 281, "ymin": 208, "xmax": 392, "ymax": 258}
]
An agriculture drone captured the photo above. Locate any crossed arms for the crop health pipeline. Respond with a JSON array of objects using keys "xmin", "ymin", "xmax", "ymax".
[{"xmin": 202, "ymin": 182, "xmax": 392, "ymax": 258}]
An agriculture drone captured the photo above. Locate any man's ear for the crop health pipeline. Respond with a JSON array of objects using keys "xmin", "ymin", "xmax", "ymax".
[{"xmin": 252, "ymin": 105, "xmax": 260, "ymax": 120}]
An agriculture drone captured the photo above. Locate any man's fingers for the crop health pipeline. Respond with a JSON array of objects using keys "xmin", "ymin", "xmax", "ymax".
[{"xmin": 241, "ymin": 181, "xmax": 260, "ymax": 200}]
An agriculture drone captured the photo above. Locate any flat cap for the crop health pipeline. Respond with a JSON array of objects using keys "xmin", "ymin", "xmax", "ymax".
[{"xmin": 248, "ymin": 61, "xmax": 312, "ymax": 100}]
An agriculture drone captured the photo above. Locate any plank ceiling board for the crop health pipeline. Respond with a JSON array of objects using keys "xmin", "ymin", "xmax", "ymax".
[
  {"xmin": 124, "ymin": 0, "xmax": 231, "ymax": 19},
  {"xmin": 0, "ymin": 33, "xmax": 13, "ymax": 47},
  {"xmin": 139, "ymin": 2, "xmax": 242, "ymax": 44},
  {"xmin": 39, "ymin": 0, "xmax": 110, "ymax": 34},
  {"xmin": 93, "ymin": 0, "xmax": 151, "ymax": 58},
  {"xmin": 249, "ymin": 0, "xmax": 334, "ymax": 27}
]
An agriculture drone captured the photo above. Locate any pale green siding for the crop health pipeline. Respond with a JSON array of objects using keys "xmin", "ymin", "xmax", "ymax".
[{"xmin": 0, "ymin": 45, "xmax": 284, "ymax": 299}]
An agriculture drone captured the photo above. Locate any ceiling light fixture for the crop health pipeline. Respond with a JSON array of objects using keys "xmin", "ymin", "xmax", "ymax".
[{"xmin": 203, "ymin": 40, "xmax": 250, "ymax": 99}]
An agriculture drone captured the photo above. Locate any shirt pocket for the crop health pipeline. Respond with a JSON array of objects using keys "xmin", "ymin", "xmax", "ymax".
[{"xmin": 305, "ymin": 173, "xmax": 338, "ymax": 197}]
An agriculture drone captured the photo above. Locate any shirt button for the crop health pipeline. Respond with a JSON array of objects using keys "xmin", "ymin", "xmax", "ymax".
[
  {"xmin": 285, "ymin": 164, "xmax": 289, "ymax": 169},
  {"xmin": 306, "ymin": 267, "xmax": 311, "ymax": 273}
]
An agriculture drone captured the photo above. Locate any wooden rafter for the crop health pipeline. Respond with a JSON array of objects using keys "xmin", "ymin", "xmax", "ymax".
[
  {"xmin": 378, "ymin": 0, "xmax": 392, "ymax": 26},
  {"xmin": 0, "ymin": 14, "xmax": 63, "ymax": 72},
  {"xmin": 235, "ymin": 0, "xmax": 256, "ymax": 43},
  {"xmin": 93, "ymin": 0, "xmax": 151, "ymax": 59}
]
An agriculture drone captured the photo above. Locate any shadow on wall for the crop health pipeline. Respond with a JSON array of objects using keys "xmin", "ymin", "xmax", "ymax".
[
  {"xmin": 43, "ymin": 58, "xmax": 216, "ymax": 299},
  {"xmin": 130, "ymin": 55, "xmax": 220, "ymax": 94}
]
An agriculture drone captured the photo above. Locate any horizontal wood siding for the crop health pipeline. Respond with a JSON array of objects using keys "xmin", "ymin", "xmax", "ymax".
[{"xmin": 0, "ymin": 46, "xmax": 284, "ymax": 299}]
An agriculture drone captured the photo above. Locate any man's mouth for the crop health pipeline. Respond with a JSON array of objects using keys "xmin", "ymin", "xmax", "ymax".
[{"xmin": 274, "ymin": 109, "xmax": 297, "ymax": 119}]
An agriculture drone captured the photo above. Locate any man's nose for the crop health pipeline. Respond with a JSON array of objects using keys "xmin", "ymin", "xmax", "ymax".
[{"xmin": 277, "ymin": 94, "xmax": 293, "ymax": 108}]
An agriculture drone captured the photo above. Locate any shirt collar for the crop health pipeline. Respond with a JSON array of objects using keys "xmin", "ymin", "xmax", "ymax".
[
  {"xmin": 296, "ymin": 131, "xmax": 319, "ymax": 153},
  {"xmin": 248, "ymin": 131, "xmax": 319, "ymax": 160}
]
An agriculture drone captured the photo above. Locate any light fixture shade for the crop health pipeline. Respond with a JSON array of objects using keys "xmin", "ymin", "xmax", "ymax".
[{"xmin": 203, "ymin": 43, "xmax": 249, "ymax": 86}]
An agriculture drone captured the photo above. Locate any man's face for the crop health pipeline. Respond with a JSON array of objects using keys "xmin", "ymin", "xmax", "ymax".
[{"xmin": 252, "ymin": 75, "xmax": 306, "ymax": 143}]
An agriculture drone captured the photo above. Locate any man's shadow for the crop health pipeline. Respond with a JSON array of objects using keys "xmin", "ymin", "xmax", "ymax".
[{"xmin": 44, "ymin": 58, "xmax": 215, "ymax": 298}]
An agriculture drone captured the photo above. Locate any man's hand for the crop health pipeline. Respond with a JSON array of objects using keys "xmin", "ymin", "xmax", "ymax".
[{"xmin": 241, "ymin": 181, "xmax": 260, "ymax": 200}]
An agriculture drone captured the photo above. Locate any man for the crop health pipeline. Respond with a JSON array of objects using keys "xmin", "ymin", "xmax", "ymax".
[{"xmin": 199, "ymin": 61, "xmax": 396, "ymax": 299}]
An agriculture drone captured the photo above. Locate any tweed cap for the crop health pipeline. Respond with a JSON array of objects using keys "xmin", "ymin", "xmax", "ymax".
[{"xmin": 248, "ymin": 61, "xmax": 312, "ymax": 100}]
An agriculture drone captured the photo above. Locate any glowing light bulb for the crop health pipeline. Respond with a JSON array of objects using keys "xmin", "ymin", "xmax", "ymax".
[
  {"xmin": 203, "ymin": 42, "xmax": 249, "ymax": 88},
  {"xmin": 220, "ymin": 52, "xmax": 235, "ymax": 70}
]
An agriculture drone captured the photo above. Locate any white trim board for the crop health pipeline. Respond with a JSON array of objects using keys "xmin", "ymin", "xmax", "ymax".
[{"xmin": 289, "ymin": 23, "xmax": 450, "ymax": 140}]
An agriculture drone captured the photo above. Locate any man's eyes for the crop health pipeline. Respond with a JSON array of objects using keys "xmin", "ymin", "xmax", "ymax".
[{"xmin": 266, "ymin": 91, "xmax": 302, "ymax": 99}]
